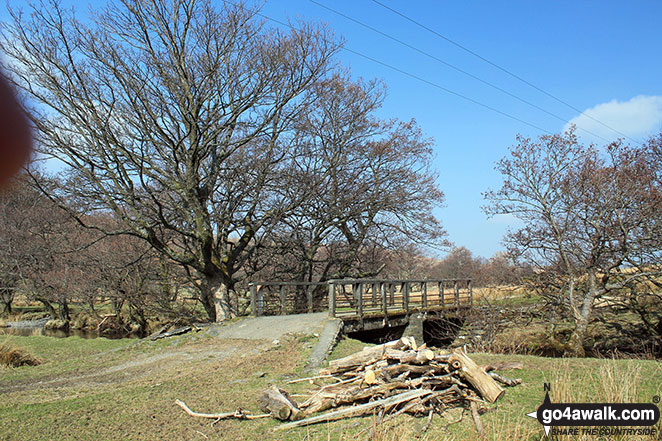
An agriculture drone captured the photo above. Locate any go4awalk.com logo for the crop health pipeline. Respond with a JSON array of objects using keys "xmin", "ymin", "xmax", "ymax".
[{"xmin": 526, "ymin": 384, "xmax": 660, "ymax": 437}]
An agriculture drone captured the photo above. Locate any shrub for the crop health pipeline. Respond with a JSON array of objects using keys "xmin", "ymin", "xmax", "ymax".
[{"xmin": 0, "ymin": 343, "xmax": 41, "ymax": 367}]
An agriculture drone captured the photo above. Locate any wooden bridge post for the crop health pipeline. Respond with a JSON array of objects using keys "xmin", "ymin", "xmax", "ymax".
[
  {"xmin": 468, "ymin": 280, "xmax": 473, "ymax": 306},
  {"xmin": 306, "ymin": 285, "xmax": 314, "ymax": 313},
  {"xmin": 439, "ymin": 282, "xmax": 444, "ymax": 306},
  {"xmin": 422, "ymin": 282, "xmax": 428, "ymax": 309},
  {"xmin": 454, "ymin": 280, "xmax": 460, "ymax": 308},
  {"xmin": 280, "ymin": 285, "xmax": 287, "ymax": 315},
  {"xmin": 328, "ymin": 282, "xmax": 336, "ymax": 318},
  {"xmin": 381, "ymin": 282, "xmax": 388, "ymax": 319},
  {"xmin": 356, "ymin": 283, "xmax": 363, "ymax": 319},
  {"xmin": 250, "ymin": 283, "xmax": 257, "ymax": 316},
  {"xmin": 258, "ymin": 285, "xmax": 264, "ymax": 316},
  {"xmin": 403, "ymin": 282, "xmax": 409, "ymax": 313}
]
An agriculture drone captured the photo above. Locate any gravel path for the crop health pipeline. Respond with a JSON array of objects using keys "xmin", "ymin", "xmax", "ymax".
[{"xmin": 204, "ymin": 312, "xmax": 328, "ymax": 340}]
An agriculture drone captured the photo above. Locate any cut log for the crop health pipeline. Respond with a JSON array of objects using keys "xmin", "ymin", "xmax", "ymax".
[
  {"xmin": 384, "ymin": 349, "xmax": 435, "ymax": 365},
  {"xmin": 448, "ymin": 350, "xmax": 505, "ymax": 403},
  {"xmin": 364, "ymin": 369, "xmax": 377, "ymax": 385},
  {"xmin": 302, "ymin": 381, "xmax": 409, "ymax": 414},
  {"xmin": 415, "ymin": 349, "xmax": 435, "ymax": 364},
  {"xmin": 323, "ymin": 338, "xmax": 412, "ymax": 374},
  {"xmin": 382, "ymin": 364, "xmax": 437, "ymax": 377},
  {"xmin": 275, "ymin": 389, "xmax": 433, "ymax": 431},
  {"xmin": 435, "ymin": 353, "xmax": 451, "ymax": 363},
  {"xmin": 403, "ymin": 335, "xmax": 418, "ymax": 350},
  {"xmin": 260, "ymin": 386, "xmax": 301, "ymax": 421}
]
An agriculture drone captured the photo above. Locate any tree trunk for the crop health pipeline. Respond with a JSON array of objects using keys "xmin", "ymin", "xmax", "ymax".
[
  {"xmin": 0, "ymin": 289, "xmax": 14, "ymax": 316},
  {"xmin": 87, "ymin": 298, "xmax": 101, "ymax": 320},
  {"xmin": 36, "ymin": 297, "xmax": 56, "ymax": 319},
  {"xmin": 0, "ymin": 300, "xmax": 11, "ymax": 316},
  {"xmin": 199, "ymin": 277, "xmax": 217, "ymax": 322},
  {"xmin": 129, "ymin": 302, "xmax": 148, "ymax": 335},
  {"xmin": 200, "ymin": 273, "xmax": 238, "ymax": 322},
  {"xmin": 112, "ymin": 297, "xmax": 124, "ymax": 317},
  {"xmin": 567, "ymin": 273, "xmax": 600, "ymax": 357},
  {"xmin": 58, "ymin": 300, "xmax": 70, "ymax": 321},
  {"xmin": 214, "ymin": 281, "xmax": 238, "ymax": 322}
]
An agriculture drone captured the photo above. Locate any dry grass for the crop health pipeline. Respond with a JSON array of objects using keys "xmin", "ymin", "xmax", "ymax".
[
  {"xmin": 545, "ymin": 359, "xmax": 662, "ymax": 441},
  {"xmin": 472, "ymin": 285, "xmax": 528, "ymax": 302},
  {"xmin": 0, "ymin": 341, "xmax": 41, "ymax": 367},
  {"xmin": 551, "ymin": 359, "xmax": 644, "ymax": 407}
]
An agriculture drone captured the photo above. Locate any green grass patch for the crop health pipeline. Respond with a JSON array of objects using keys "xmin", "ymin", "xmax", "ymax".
[{"xmin": 1, "ymin": 335, "xmax": 660, "ymax": 440}]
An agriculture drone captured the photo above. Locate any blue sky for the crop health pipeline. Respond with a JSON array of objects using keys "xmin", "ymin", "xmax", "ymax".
[
  {"xmin": 3, "ymin": 1, "xmax": 662, "ymax": 258},
  {"xmin": 261, "ymin": 0, "xmax": 662, "ymax": 258}
]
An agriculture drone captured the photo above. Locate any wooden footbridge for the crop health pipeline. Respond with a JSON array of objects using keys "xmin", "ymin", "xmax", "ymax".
[{"xmin": 249, "ymin": 279, "xmax": 472, "ymax": 332}]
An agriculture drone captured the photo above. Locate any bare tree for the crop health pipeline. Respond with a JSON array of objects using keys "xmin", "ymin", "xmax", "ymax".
[
  {"xmin": 0, "ymin": 175, "xmax": 83, "ymax": 320},
  {"xmin": 265, "ymin": 73, "xmax": 447, "ymax": 282},
  {"xmin": 484, "ymin": 128, "xmax": 662, "ymax": 355},
  {"xmin": 1, "ymin": 0, "xmax": 341, "ymax": 321},
  {"xmin": 430, "ymin": 247, "xmax": 481, "ymax": 281},
  {"xmin": 0, "ymin": 180, "xmax": 37, "ymax": 315}
]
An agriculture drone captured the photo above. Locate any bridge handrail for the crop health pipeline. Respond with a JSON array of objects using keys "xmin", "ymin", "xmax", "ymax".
[
  {"xmin": 326, "ymin": 279, "xmax": 472, "ymax": 319},
  {"xmin": 249, "ymin": 278, "xmax": 472, "ymax": 318},
  {"xmin": 248, "ymin": 281, "xmax": 327, "ymax": 287},
  {"xmin": 325, "ymin": 278, "xmax": 471, "ymax": 284}
]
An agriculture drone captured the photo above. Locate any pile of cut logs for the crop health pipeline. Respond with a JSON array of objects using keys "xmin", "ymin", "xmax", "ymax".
[{"xmin": 176, "ymin": 337, "xmax": 521, "ymax": 432}]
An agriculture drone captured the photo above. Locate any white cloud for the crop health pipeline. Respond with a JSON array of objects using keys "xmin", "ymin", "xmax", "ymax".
[{"xmin": 564, "ymin": 95, "xmax": 662, "ymax": 144}]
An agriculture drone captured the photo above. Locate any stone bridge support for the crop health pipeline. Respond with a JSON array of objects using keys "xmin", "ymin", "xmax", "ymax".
[{"xmin": 402, "ymin": 312, "xmax": 425, "ymax": 346}]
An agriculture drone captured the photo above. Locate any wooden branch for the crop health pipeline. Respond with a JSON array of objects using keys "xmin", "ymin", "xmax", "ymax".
[
  {"xmin": 421, "ymin": 409, "xmax": 434, "ymax": 433},
  {"xmin": 488, "ymin": 372, "xmax": 522, "ymax": 387},
  {"xmin": 287, "ymin": 374, "xmax": 337, "ymax": 384},
  {"xmin": 175, "ymin": 400, "xmax": 270, "ymax": 420},
  {"xmin": 470, "ymin": 400, "xmax": 484, "ymax": 435},
  {"xmin": 482, "ymin": 361, "xmax": 524, "ymax": 372},
  {"xmin": 275, "ymin": 389, "xmax": 433, "ymax": 431}
]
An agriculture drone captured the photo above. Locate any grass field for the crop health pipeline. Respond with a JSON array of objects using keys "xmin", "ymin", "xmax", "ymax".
[{"xmin": 0, "ymin": 331, "xmax": 660, "ymax": 441}]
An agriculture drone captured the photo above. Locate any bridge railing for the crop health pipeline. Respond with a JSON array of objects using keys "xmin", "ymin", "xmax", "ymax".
[
  {"xmin": 249, "ymin": 278, "xmax": 472, "ymax": 318},
  {"xmin": 327, "ymin": 279, "xmax": 472, "ymax": 319},
  {"xmin": 249, "ymin": 281, "xmax": 328, "ymax": 316}
]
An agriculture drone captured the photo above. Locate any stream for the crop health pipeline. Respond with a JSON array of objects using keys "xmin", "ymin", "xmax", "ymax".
[{"xmin": 0, "ymin": 319, "xmax": 138, "ymax": 339}]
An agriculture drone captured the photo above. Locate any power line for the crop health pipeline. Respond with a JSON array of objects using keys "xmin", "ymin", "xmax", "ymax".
[
  {"xmin": 309, "ymin": 0, "xmax": 611, "ymax": 143},
  {"xmin": 341, "ymin": 47, "xmax": 553, "ymax": 134},
  {"xmin": 370, "ymin": 0, "xmax": 642, "ymax": 144},
  {"xmin": 223, "ymin": 1, "xmax": 553, "ymax": 134}
]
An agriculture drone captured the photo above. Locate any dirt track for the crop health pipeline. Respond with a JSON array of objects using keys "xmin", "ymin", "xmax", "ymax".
[{"xmin": 0, "ymin": 313, "xmax": 329, "ymax": 394}]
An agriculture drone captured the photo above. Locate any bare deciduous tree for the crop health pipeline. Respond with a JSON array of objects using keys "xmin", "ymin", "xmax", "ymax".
[
  {"xmin": 484, "ymin": 128, "xmax": 662, "ymax": 356},
  {"xmin": 2, "ymin": 0, "xmax": 341, "ymax": 321},
  {"xmin": 264, "ymin": 73, "xmax": 447, "ymax": 283}
]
